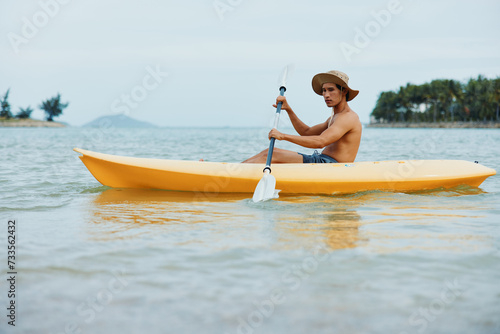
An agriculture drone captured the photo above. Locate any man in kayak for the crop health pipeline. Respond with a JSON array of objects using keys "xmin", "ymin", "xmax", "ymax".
[{"xmin": 243, "ymin": 70, "xmax": 362, "ymax": 164}]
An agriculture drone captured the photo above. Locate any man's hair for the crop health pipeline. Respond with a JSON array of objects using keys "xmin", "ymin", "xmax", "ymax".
[{"xmin": 335, "ymin": 84, "xmax": 349, "ymax": 101}]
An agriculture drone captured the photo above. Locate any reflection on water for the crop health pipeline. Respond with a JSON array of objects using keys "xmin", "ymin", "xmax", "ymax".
[
  {"xmin": 87, "ymin": 187, "xmax": 494, "ymax": 253},
  {"xmin": 276, "ymin": 195, "xmax": 365, "ymax": 250},
  {"xmin": 94, "ymin": 188, "xmax": 251, "ymax": 204},
  {"xmin": 86, "ymin": 189, "xmax": 251, "ymax": 242},
  {"xmin": 407, "ymin": 184, "xmax": 486, "ymax": 196},
  {"xmin": 88, "ymin": 189, "xmax": 366, "ymax": 251},
  {"xmin": 321, "ymin": 209, "xmax": 365, "ymax": 250}
]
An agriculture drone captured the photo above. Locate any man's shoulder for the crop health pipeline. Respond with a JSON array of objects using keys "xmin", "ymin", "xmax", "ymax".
[
  {"xmin": 347, "ymin": 108, "xmax": 359, "ymax": 118},
  {"xmin": 335, "ymin": 110, "xmax": 361, "ymax": 133},
  {"xmin": 337, "ymin": 109, "xmax": 360, "ymax": 123}
]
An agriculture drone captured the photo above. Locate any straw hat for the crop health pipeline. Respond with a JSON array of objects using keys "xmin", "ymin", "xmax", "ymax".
[{"xmin": 312, "ymin": 70, "xmax": 359, "ymax": 101}]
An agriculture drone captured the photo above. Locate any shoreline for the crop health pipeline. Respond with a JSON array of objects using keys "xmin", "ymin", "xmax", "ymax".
[
  {"xmin": 0, "ymin": 119, "xmax": 66, "ymax": 128},
  {"xmin": 366, "ymin": 121, "xmax": 500, "ymax": 129},
  {"xmin": 2, "ymin": 119, "xmax": 499, "ymax": 129}
]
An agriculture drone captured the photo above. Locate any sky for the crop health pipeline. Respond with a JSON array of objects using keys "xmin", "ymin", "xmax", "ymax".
[{"xmin": 1, "ymin": 0, "xmax": 500, "ymax": 127}]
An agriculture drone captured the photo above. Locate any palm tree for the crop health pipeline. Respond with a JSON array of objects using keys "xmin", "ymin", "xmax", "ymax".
[
  {"xmin": 430, "ymin": 79, "xmax": 452, "ymax": 122},
  {"xmin": 396, "ymin": 86, "xmax": 408, "ymax": 122},
  {"xmin": 419, "ymin": 83, "xmax": 432, "ymax": 122},
  {"xmin": 493, "ymin": 78, "xmax": 500, "ymax": 121},
  {"xmin": 39, "ymin": 93, "xmax": 69, "ymax": 121},
  {"xmin": 464, "ymin": 78, "xmax": 479, "ymax": 121},
  {"xmin": 407, "ymin": 84, "xmax": 425, "ymax": 119},
  {"xmin": 372, "ymin": 91, "xmax": 399, "ymax": 123},
  {"xmin": 0, "ymin": 89, "xmax": 12, "ymax": 119},
  {"xmin": 483, "ymin": 77, "xmax": 500, "ymax": 122},
  {"xmin": 446, "ymin": 80, "xmax": 463, "ymax": 122},
  {"xmin": 474, "ymin": 76, "xmax": 491, "ymax": 121}
]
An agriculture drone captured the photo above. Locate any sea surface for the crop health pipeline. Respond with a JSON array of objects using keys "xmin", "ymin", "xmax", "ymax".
[{"xmin": 0, "ymin": 127, "xmax": 499, "ymax": 334}]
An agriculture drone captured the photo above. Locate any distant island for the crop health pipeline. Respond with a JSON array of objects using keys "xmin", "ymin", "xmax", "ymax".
[
  {"xmin": 369, "ymin": 76, "xmax": 499, "ymax": 128},
  {"xmin": 82, "ymin": 114, "xmax": 157, "ymax": 128}
]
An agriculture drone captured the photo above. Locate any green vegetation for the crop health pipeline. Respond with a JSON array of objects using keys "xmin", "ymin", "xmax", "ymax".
[
  {"xmin": 0, "ymin": 89, "xmax": 69, "ymax": 122},
  {"xmin": 371, "ymin": 76, "xmax": 500, "ymax": 123},
  {"xmin": 0, "ymin": 89, "xmax": 12, "ymax": 119},
  {"xmin": 39, "ymin": 93, "xmax": 69, "ymax": 121},
  {"xmin": 16, "ymin": 106, "xmax": 34, "ymax": 119}
]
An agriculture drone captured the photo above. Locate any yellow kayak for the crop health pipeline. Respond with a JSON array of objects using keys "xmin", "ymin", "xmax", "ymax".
[{"xmin": 74, "ymin": 148, "xmax": 496, "ymax": 194}]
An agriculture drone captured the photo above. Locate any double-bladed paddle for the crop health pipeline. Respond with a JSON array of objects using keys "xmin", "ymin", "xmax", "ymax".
[{"xmin": 252, "ymin": 65, "xmax": 293, "ymax": 202}]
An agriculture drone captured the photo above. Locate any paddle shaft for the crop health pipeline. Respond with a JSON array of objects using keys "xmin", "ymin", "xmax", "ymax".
[{"xmin": 264, "ymin": 86, "xmax": 286, "ymax": 173}]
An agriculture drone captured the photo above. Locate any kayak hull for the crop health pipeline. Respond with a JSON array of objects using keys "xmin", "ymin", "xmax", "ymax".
[{"xmin": 74, "ymin": 148, "xmax": 496, "ymax": 195}]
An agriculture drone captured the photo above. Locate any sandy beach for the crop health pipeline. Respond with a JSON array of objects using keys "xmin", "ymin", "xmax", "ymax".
[{"xmin": 0, "ymin": 119, "xmax": 66, "ymax": 127}]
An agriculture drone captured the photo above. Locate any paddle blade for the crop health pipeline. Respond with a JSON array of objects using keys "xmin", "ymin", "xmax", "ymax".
[
  {"xmin": 277, "ymin": 63, "xmax": 295, "ymax": 90},
  {"xmin": 252, "ymin": 172, "xmax": 278, "ymax": 202}
]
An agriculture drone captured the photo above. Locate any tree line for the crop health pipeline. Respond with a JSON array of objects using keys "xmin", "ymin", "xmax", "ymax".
[
  {"xmin": 0, "ymin": 89, "xmax": 69, "ymax": 121},
  {"xmin": 371, "ymin": 76, "xmax": 500, "ymax": 123}
]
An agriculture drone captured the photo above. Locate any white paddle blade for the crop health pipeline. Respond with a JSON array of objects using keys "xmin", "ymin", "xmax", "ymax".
[
  {"xmin": 252, "ymin": 172, "xmax": 278, "ymax": 202},
  {"xmin": 277, "ymin": 63, "xmax": 295, "ymax": 90}
]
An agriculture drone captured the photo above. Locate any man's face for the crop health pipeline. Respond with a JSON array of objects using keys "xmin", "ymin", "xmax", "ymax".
[{"xmin": 322, "ymin": 83, "xmax": 344, "ymax": 107}]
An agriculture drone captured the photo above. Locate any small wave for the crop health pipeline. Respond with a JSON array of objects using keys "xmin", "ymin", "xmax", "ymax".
[{"xmin": 0, "ymin": 201, "xmax": 71, "ymax": 212}]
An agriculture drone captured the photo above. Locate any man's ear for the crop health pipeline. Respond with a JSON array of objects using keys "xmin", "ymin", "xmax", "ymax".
[{"xmin": 341, "ymin": 87, "xmax": 349, "ymax": 101}]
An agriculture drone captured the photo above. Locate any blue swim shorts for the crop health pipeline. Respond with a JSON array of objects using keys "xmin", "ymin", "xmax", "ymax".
[{"xmin": 298, "ymin": 150, "xmax": 338, "ymax": 163}]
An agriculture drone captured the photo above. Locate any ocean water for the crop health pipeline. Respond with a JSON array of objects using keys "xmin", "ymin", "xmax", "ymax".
[{"xmin": 0, "ymin": 127, "xmax": 499, "ymax": 334}]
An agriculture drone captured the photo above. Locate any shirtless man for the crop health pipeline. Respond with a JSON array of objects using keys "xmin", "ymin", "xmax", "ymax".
[{"xmin": 243, "ymin": 70, "xmax": 362, "ymax": 164}]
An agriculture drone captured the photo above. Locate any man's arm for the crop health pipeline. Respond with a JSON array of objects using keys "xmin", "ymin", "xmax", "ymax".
[
  {"xmin": 274, "ymin": 96, "xmax": 328, "ymax": 136},
  {"xmin": 269, "ymin": 114, "xmax": 352, "ymax": 148},
  {"xmin": 287, "ymin": 109, "xmax": 329, "ymax": 136}
]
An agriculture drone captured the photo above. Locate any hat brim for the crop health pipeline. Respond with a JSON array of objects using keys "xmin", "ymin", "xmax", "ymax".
[{"xmin": 312, "ymin": 73, "xmax": 359, "ymax": 101}]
